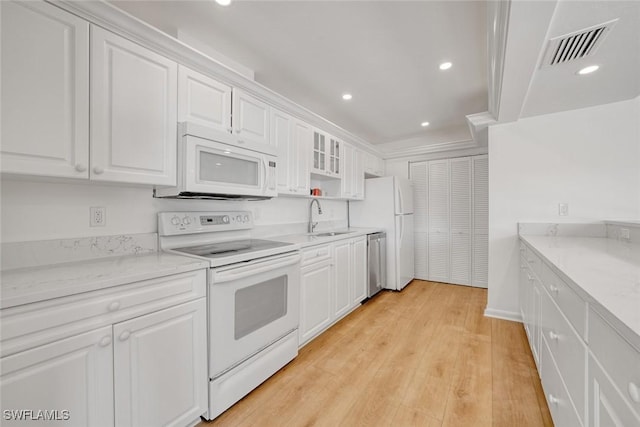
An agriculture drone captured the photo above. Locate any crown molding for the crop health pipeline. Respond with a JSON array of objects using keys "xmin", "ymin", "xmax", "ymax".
[
  {"xmin": 50, "ymin": 0, "xmax": 382, "ymax": 157},
  {"xmin": 380, "ymin": 139, "xmax": 480, "ymax": 160}
]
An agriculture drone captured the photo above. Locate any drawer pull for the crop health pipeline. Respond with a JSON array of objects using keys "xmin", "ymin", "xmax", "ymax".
[
  {"xmin": 549, "ymin": 331, "xmax": 560, "ymax": 341},
  {"xmin": 108, "ymin": 301, "xmax": 121, "ymax": 312},
  {"xmin": 527, "ymin": 274, "xmax": 534, "ymax": 282},
  {"xmin": 629, "ymin": 382, "xmax": 640, "ymax": 403},
  {"xmin": 99, "ymin": 336, "xmax": 112, "ymax": 347},
  {"xmin": 119, "ymin": 330, "xmax": 131, "ymax": 342},
  {"xmin": 549, "ymin": 285, "xmax": 559, "ymax": 293},
  {"xmin": 548, "ymin": 394, "xmax": 560, "ymax": 405}
]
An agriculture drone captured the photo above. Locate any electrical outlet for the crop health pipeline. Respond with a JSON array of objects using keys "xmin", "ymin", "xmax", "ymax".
[
  {"xmin": 90, "ymin": 207, "xmax": 106, "ymax": 227},
  {"xmin": 620, "ymin": 228, "xmax": 630, "ymax": 240},
  {"xmin": 558, "ymin": 203, "xmax": 568, "ymax": 216}
]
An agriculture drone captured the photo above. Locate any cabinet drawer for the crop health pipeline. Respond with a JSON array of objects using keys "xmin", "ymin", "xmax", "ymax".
[
  {"xmin": 541, "ymin": 263, "xmax": 586, "ymax": 339},
  {"xmin": 589, "ymin": 308, "xmax": 640, "ymax": 416},
  {"xmin": 1, "ymin": 269, "xmax": 206, "ymax": 357},
  {"xmin": 588, "ymin": 353, "xmax": 640, "ymax": 426},
  {"xmin": 540, "ymin": 337, "xmax": 584, "ymax": 427},
  {"xmin": 540, "ymin": 288, "xmax": 587, "ymax": 423},
  {"xmin": 301, "ymin": 244, "xmax": 332, "ymax": 267}
]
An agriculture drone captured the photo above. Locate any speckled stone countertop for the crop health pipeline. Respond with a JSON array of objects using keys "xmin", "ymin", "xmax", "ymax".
[{"xmin": 520, "ymin": 230, "xmax": 640, "ymax": 350}]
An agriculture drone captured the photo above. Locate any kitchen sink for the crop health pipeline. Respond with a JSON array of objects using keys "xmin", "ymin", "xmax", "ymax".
[{"xmin": 313, "ymin": 231, "xmax": 352, "ymax": 237}]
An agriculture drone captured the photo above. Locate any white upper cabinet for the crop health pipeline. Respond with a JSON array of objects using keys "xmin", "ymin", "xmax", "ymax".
[
  {"xmin": 271, "ymin": 109, "xmax": 311, "ymax": 196},
  {"xmin": 340, "ymin": 143, "xmax": 364, "ymax": 200},
  {"xmin": 178, "ymin": 65, "xmax": 232, "ymax": 132},
  {"xmin": 232, "ymin": 89, "xmax": 270, "ymax": 145},
  {"xmin": 312, "ymin": 130, "xmax": 328, "ymax": 174},
  {"xmin": 1, "ymin": 0, "xmax": 89, "ymax": 178},
  {"xmin": 327, "ymin": 137, "xmax": 341, "ymax": 177},
  {"xmin": 364, "ymin": 152, "xmax": 385, "ymax": 177},
  {"xmin": 91, "ymin": 26, "xmax": 177, "ymax": 186}
]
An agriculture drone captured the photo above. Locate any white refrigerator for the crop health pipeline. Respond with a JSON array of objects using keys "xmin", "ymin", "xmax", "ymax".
[{"xmin": 350, "ymin": 176, "xmax": 414, "ymax": 291}]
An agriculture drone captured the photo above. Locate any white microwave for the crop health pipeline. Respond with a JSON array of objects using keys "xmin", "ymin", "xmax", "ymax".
[{"xmin": 155, "ymin": 123, "xmax": 277, "ymax": 200}]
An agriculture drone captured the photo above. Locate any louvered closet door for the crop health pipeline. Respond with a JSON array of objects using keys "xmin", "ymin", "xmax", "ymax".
[
  {"xmin": 472, "ymin": 155, "xmax": 489, "ymax": 288},
  {"xmin": 410, "ymin": 162, "xmax": 428, "ymax": 280},
  {"xmin": 428, "ymin": 160, "xmax": 450, "ymax": 282},
  {"xmin": 449, "ymin": 158, "xmax": 472, "ymax": 285}
]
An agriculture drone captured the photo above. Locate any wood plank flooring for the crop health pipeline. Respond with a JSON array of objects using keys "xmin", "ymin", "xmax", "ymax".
[{"xmin": 199, "ymin": 280, "xmax": 553, "ymax": 427}]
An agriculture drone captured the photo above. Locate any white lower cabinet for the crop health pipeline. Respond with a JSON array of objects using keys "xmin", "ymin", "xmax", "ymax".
[
  {"xmin": 114, "ymin": 299, "xmax": 207, "ymax": 427},
  {"xmin": 520, "ymin": 238, "xmax": 640, "ymax": 427},
  {"xmin": 299, "ymin": 235, "xmax": 368, "ymax": 347},
  {"xmin": 1, "ymin": 326, "xmax": 114, "ymax": 427},
  {"xmin": 0, "ymin": 269, "xmax": 208, "ymax": 427}
]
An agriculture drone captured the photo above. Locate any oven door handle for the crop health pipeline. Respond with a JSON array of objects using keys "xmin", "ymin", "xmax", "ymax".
[{"xmin": 213, "ymin": 253, "xmax": 301, "ymax": 284}]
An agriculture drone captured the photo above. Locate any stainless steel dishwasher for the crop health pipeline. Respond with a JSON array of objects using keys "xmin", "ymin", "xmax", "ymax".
[{"xmin": 367, "ymin": 232, "xmax": 386, "ymax": 298}]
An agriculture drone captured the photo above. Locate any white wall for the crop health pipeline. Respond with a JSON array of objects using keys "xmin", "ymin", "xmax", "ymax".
[
  {"xmin": 487, "ymin": 97, "xmax": 640, "ymax": 319},
  {"xmin": 0, "ymin": 179, "xmax": 347, "ymax": 243}
]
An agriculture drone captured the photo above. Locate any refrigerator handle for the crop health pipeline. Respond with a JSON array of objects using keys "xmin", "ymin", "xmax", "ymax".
[
  {"xmin": 398, "ymin": 216, "xmax": 404, "ymax": 247},
  {"xmin": 397, "ymin": 187, "xmax": 403, "ymax": 213}
]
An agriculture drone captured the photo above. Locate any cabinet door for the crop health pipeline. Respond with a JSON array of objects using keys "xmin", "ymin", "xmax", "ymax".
[
  {"xmin": 312, "ymin": 130, "xmax": 327, "ymax": 174},
  {"xmin": 351, "ymin": 237, "xmax": 368, "ymax": 304},
  {"xmin": 411, "ymin": 162, "xmax": 429, "ymax": 279},
  {"xmin": 178, "ymin": 65, "xmax": 231, "ymax": 132},
  {"xmin": 91, "ymin": 26, "xmax": 177, "ymax": 185},
  {"xmin": 113, "ymin": 299, "xmax": 207, "ymax": 427},
  {"xmin": 427, "ymin": 160, "xmax": 450, "ymax": 282},
  {"xmin": 589, "ymin": 355, "xmax": 640, "ymax": 427},
  {"xmin": 329, "ymin": 137, "xmax": 341, "ymax": 176},
  {"xmin": 232, "ymin": 89, "xmax": 270, "ymax": 145},
  {"xmin": 271, "ymin": 109, "xmax": 294, "ymax": 195},
  {"xmin": 1, "ymin": 326, "xmax": 114, "ymax": 427},
  {"xmin": 340, "ymin": 143, "xmax": 355, "ymax": 198},
  {"xmin": 1, "ymin": 0, "xmax": 89, "ymax": 178},
  {"xmin": 300, "ymin": 259, "xmax": 333, "ymax": 346},
  {"xmin": 449, "ymin": 158, "xmax": 471, "ymax": 285},
  {"xmin": 472, "ymin": 155, "xmax": 489, "ymax": 288},
  {"xmin": 333, "ymin": 240, "xmax": 352, "ymax": 319},
  {"xmin": 292, "ymin": 119, "xmax": 312, "ymax": 195},
  {"xmin": 353, "ymin": 149, "xmax": 365, "ymax": 199}
]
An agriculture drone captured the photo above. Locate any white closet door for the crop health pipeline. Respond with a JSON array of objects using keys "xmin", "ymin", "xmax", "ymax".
[
  {"xmin": 449, "ymin": 158, "xmax": 471, "ymax": 285},
  {"xmin": 472, "ymin": 155, "xmax": 489, "ymax": 288},
  {"xmin": 427, "ymin": 160, "xmax": 450, "ymax": 282},
  {"xmin": 410, "ymin": 162, "xmax": 429, "ymax": 280}
]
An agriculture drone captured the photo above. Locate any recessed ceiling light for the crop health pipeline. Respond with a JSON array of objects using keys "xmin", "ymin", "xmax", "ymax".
[
  {"xmin": 421, "ymin": 122, "xmax": 430, "ymax": 127},
  {"xmin": 439, "ymin": 62, "xmax": 452, "ymax": 70},
  {"xmin": 577, "ymin": 65, "xmax": 599, "ymax": 75},
  {"xmin": 342, "ymin": 93, "xmax": 353, "ymax": 101},
  {"xmin": 215, "ymin": 0, "xmax": 231, "ymax": 6}
]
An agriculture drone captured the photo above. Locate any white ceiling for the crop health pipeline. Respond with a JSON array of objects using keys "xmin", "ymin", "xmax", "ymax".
[{"xmin": 109, "ymin": 0, "xmax": 488, "ymax": 146}]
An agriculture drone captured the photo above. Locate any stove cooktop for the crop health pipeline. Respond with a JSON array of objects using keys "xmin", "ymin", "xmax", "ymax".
[{"xmin": 172, "ymin": 239, "xmax": 295, "ymax": 265}]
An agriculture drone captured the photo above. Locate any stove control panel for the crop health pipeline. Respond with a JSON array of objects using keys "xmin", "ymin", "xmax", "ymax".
[{"xmin": 158, "ymin": 211, "xmax": 253, "ymax": 236}]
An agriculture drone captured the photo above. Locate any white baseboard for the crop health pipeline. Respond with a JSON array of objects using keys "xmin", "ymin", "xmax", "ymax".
[{"xmin": 484, "ymin": 307, "xmax": 523, "ymax": 322}]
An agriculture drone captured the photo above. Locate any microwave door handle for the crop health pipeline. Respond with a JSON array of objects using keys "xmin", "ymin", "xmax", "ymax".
[
  {"xmin": 261, "ymin": 158, "xmax": 268, "ymax": 190},
  {"xmin": 214, "ymin": 254, "xmax": 301, "ymax": 284}
]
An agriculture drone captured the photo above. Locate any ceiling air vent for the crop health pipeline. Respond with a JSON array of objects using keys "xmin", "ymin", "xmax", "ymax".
[{"xmin": 541, "ymin": 19, "xmax": 618, "ymax": 68}]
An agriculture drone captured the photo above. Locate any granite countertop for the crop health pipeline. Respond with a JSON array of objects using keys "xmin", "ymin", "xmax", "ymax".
[
  {"xmin": 520, "ymin": 234, "xmax": 640, "ymax": 349},
  {"xmin": 271, "ymin": 227, "xmax": 384, "ymax": 247},
  {"xmin": 1, "ymin": 252, "xmax": 209, "ymax": 309}
]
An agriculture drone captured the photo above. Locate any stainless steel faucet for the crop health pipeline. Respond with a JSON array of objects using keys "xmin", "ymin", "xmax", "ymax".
[{"xmin": 308, "ymin": 199, "xmax": 323, "ymax": 233}]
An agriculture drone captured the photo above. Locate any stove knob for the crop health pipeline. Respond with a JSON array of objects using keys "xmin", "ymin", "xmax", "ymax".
[
  {"xmin": 244, "ymin": 215, "xmax": 249, "ymax": 222},
  {"xmin": 222, "ymin": 216, "xmax": 230, "ymax": 224},
  {"xmin": 171, "ymin": 216, "xmax": 180, "ymax": 226},
  {"xmin": 236, "ymin": 215, "xmax": 242, "ymax": 222},
  {"xmin": 182, "ymin": 216, "xmax": 192, "ymax": 225}
]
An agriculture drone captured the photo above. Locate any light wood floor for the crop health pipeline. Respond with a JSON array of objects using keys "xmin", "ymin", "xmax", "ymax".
[{"xmin": 199, "ymin": 280, "xmax": 553, "ymax": 427}]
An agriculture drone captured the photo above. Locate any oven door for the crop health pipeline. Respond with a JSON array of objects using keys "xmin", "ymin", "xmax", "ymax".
[
  {"xmin": 208, "ymin": 252, "xmax": 300, "ymax": 378},
  {"xmin": 184, "ymin": 135, "xmax": 276, "ymax": 198}
]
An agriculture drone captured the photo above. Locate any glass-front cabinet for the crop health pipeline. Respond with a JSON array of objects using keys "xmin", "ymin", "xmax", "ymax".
[{"xmin": 312, "ymin": 129, "xmax": 341, "ymax": 178}]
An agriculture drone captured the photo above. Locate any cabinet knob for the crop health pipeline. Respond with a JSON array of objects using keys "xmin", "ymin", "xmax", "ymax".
[
  {"xmin": 548, "ymin": 331, "xmax": 560, "ymax": 341},
  {"xmin": 93, "ymin": 166, "xmax": 104, "ymax": 175},
  {"xmin": 548, "ymin": 394, "xmax": 559, "ymax": 405},
  {"xmin": 628, "ymin": 382, "xmax": 640, "ymax": 403},
  {"xmin": 108, "ymin": 301, "xmax": 120, "ymax": 312},
  {"xmin": 119, "ymin": 330, "xmax": 131, "ymax": 341},
  {"xmin": 549, "ymin": 285, "xmax": 559, "ymax": 293},
  {"xmin": 527, "ymin": 274, "xmax": 534, "ymax": 282},
  {"xmin": 75, "ymin": 164, "xmax": 87, "ymax": 172},
  {"xmin": 99, "ymin": 336, "xmax": 112, "ymax": 347}
]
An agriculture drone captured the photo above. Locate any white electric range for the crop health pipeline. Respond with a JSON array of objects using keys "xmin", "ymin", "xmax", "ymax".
[{"xmin": 158, "ymin": 211, "xmax": 301, "ymax": 420}]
